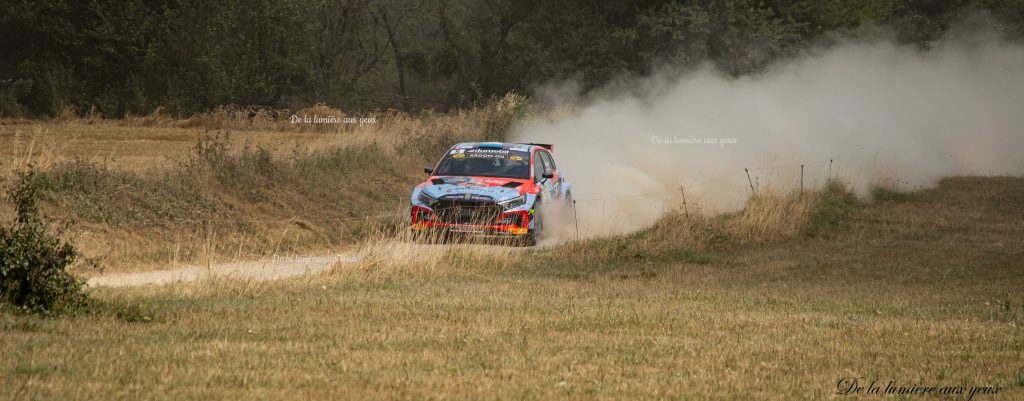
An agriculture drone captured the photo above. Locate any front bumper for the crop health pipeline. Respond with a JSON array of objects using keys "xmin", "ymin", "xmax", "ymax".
[
  {"xmin": 410, "ymin": 221, "xmax": 529, "ymax": 236},
  {"xmin": 410, "ymin": 205, "xmax": 530, "ymax": 236}
]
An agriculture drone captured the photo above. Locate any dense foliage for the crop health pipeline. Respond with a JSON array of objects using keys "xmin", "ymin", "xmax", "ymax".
[
  {"xmin": 0, "ymin": 169, "xmax": 84, "ymax": 313},
  {"xmin": 1, "ymin": 0, "xmax": 1022, "ymax": 117}
]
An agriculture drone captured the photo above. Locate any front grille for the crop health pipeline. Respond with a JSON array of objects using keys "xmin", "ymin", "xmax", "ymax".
[{"xmin": 432, "ymin": 200, "xmax": 503, "ymax": 225}]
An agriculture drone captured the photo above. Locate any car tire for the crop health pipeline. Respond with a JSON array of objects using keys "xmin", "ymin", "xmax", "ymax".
[{"xmin": 523, "ymin": 201, "xmax": 542, "ymax": 246}]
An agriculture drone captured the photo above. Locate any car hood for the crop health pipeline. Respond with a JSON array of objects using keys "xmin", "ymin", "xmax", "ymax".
[{"xmin": 420, "ymin": 175, "xmax": 530, "ymax": 202}]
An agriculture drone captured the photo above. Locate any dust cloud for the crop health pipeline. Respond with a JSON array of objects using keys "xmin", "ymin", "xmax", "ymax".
[{"xmin": 512, "ymin": 28, "xmax": 1024, "ymax": 235}]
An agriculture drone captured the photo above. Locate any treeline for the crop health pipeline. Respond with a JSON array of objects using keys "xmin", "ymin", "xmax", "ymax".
[{"xmin": 1, "ymin": 0, "xmax": 1022, "ymax": 118}]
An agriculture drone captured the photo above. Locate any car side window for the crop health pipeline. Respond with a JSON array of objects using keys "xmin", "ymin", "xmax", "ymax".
[
  {"xmin": 533, "ymin": 151, "xmax": 545, "ymax": 181},
  {"xmin": 539, "ymin": 151, "xmax": 556, "ymax": 174}
]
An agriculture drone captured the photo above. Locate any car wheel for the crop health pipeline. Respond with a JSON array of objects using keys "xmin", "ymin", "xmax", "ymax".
[{"xmin": 524, "ymin": 202, "xmax": 542, "ymax": 246}]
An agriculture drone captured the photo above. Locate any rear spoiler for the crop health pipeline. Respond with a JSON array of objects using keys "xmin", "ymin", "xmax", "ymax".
[{"xmin": 527, "ymin": 143, "xmax": 553, "ymax": 151}]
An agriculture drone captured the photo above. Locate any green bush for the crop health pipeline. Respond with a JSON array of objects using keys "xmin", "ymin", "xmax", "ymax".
[
  {"xmin": 871, "ymin": 185, "xmax": 919, "ymax": 202},
  {"xmin": 0, "ymin": 168, "xmax": 85, "ymax": 313},
  {"xmin": 808, "ymin": 180, "xmax": 861, "ymax": 236}
]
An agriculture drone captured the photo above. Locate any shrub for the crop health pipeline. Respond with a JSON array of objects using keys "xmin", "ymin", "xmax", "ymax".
[
  {"xmin": 0, "ymin": 168, "xmax": 85, "ymax": 313},
  {"xmin": 809, "ymin": 180, "xmax": 861, "ymax": 236},
  {"xmin": 871, "ymin": 185, "xmax": 919, "ymax": 202}
]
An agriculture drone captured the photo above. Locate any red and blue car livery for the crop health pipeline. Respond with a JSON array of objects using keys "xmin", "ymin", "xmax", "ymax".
[{"xmin": 410, "ymin": 142, "xmax": 571, "ymax": 245}]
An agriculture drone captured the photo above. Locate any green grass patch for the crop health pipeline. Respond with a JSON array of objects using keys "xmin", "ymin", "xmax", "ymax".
[
  {"xmin": 871, "ymin": 185, "xmax": 920, "ymax": 202},
  {"xmin": 808, "ymin": 180, "xmax": 861, "ymax": 236}
]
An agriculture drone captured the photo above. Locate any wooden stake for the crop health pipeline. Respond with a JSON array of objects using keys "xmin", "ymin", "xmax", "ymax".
[
  {"xmin": 745, "ymin": 168, "xmax": 756, "ymax": 195},
  {"xmin": 679, "ymin": 185, "xmax": 689, "ymax": 218},
  {"xmin": 572, "ymin": 199, "xmax": 579, "ymax": 241}
]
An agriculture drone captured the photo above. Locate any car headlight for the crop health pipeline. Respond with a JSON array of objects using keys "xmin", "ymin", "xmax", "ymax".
[
  {"xmin": 418, "ymin": 191, "xmax": 438, "ymax": 206},
  {"xmin": 497, "ymin": 195, "xmax": 526, "ymax": 210},
  {"xmin": 495, "ymin": 212, "xmax": 524, "ymax": 226}
]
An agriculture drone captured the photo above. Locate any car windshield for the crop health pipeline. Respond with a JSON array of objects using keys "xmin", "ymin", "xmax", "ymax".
[{"xmin": 433, "ymin": 147, "xmax": 531, "ymax": 179}]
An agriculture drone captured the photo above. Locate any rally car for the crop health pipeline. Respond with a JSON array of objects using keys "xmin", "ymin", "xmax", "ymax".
[{"xmin": 409, "ymin": 142, "xmax": 572, "ymax": 246}]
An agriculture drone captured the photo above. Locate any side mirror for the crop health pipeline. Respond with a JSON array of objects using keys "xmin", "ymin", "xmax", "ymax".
[
  {"xmin": 542, "ymin": 172, "xmax": 555, "ymax": 179},
  {"xmin": 424, "ymin": 167, "xmax": 433, "ymax": 174}
]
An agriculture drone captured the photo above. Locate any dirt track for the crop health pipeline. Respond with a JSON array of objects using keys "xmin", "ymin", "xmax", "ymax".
[
  {"xmin": 86, "ymin": 253, "xmax": 359, "ymax": 287},
  {"xmin": 83, "ymin": 241, "xmax": 537, "ymax": 287}
]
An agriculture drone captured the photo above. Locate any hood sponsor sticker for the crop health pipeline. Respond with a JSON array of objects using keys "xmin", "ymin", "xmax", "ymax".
[{"xmin": 441, "ymin": 193, "xmax": 494, "ymax": 202}]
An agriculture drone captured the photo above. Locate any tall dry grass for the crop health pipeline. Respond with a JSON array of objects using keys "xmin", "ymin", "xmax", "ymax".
[
  {"xmin": 1, "ymin": 92, "xmax": 529, "ymax": 173},
  {"xmin": 726, "ymin": 190, "xmax": 819, "ymax": 243},
  {"xmin": 328, "ymin": 180, "xmax": 859, "ymax": 283},
  {"xmin": 120, "ymin": 93, "xmax": 528, "ymax": 137},
  {"xmin": 0, "ymin": 125, "xmax": 74, "ymax": 175},
  {"xmin": 534, "ymin": 181, "xmax": 856, "ymax": 274},
  {"xmin": 349, "ymin": 239, "xmax": 528, "ymax": 282}
]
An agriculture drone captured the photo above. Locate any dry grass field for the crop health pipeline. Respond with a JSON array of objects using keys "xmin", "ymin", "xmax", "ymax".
[
  {"xmin": 0, "ymin": 101, "xmax": 523, "ymax": 173},
  {"xmin": 1, "ymin": 100, "xmax": 1022, "ymax": 400},
  {"xmin": 1, "ymin": 175, "xmax": 1021, "ymax": 400}
]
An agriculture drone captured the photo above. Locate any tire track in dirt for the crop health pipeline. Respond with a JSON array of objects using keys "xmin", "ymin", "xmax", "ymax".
[
  {"xmin": 86, "ymin": 253, "xmax": 359, "ymax": 287},
  {"xmin": 84, "ymin": 241, "xmax": 543, "ymax": 288}
]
